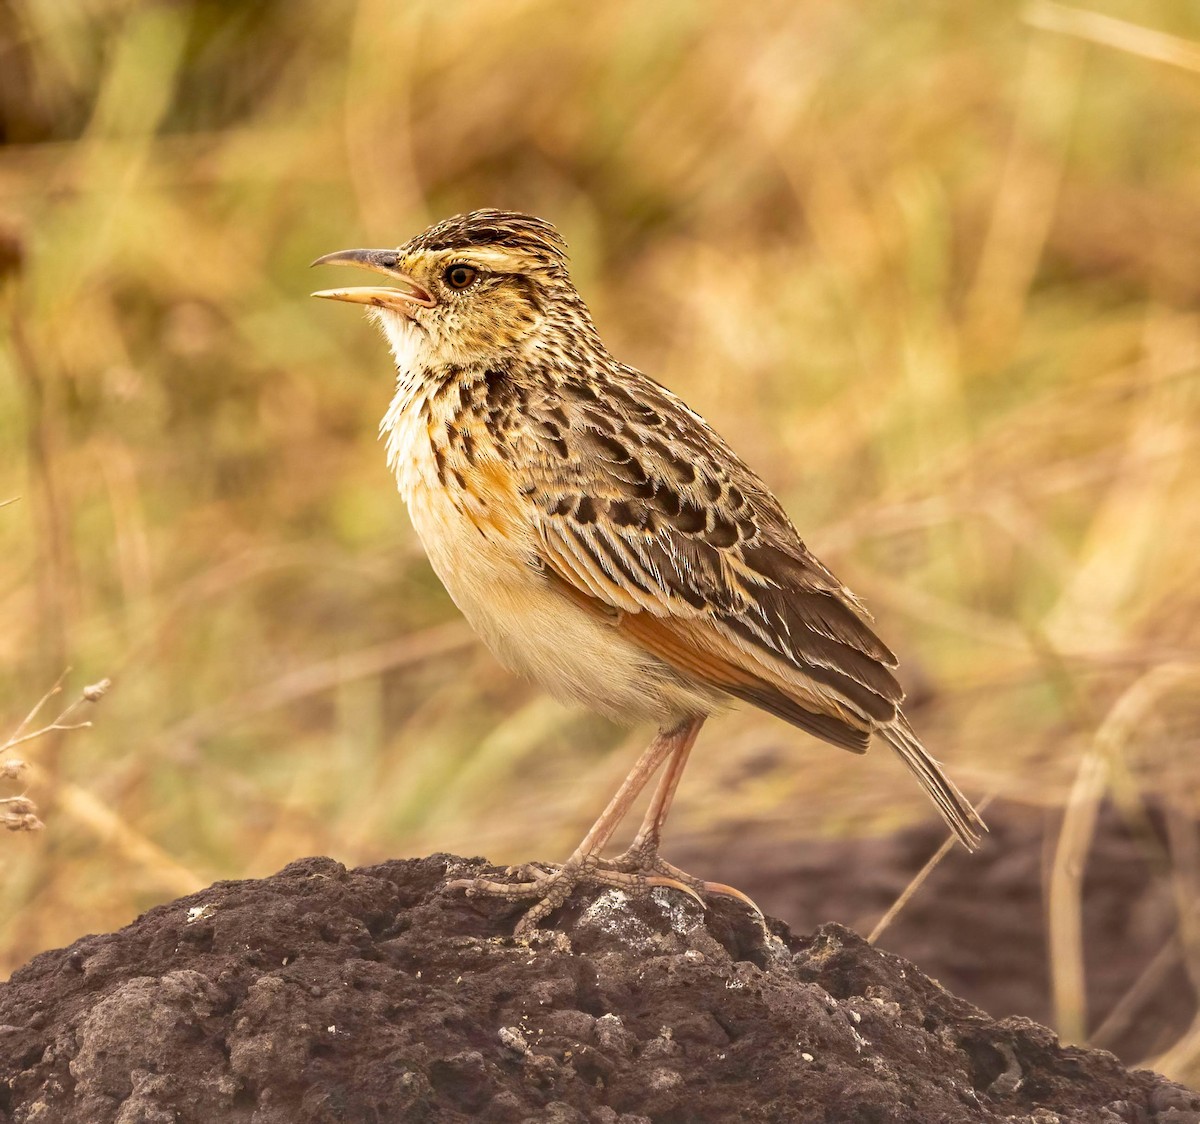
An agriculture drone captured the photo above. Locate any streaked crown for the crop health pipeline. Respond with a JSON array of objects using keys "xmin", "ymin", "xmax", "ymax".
[{"xmin": 403, "ymin": 209, "xmax": 570, "ymax": 279}]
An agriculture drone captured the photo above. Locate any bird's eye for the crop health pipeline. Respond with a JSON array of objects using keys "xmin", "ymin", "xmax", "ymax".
[{"xmin": 444, "ymin": 264, "xmax": 477, "ymax": 290}]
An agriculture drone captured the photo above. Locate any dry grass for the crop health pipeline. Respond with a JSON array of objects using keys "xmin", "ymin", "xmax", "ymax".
[
  {"xmin": 0, "ymin": 672, "xmax": 111, "ymax": 832},
  {"xmin": 1, "ymin": 0, "xmax": 1198, "ymax": 1076}
]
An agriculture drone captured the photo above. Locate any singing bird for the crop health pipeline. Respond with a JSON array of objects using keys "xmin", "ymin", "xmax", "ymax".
[{"xmin": 313, "ymin": 209, "xmax": 985, "ymax": 931}]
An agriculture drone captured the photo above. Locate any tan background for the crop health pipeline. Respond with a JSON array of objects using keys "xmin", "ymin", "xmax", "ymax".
[{"xmin": 1, "ymin": 0, "xmax": 1198, "ymax": 1076}]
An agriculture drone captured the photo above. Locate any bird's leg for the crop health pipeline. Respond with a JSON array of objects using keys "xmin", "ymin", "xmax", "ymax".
[
  {"xmin": 615, "ymin": 715, "xmax": 703, "ymax": 869},
  {"xmin": 607, "ymin": 715, "xmax": 764, "ymax": 918},
  {"xmin": 447, "ymin": 719, "xmax": 706, "ymax": 933}
]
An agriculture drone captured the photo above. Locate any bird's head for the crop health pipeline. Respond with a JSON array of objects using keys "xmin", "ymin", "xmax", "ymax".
[{"xmin": 312, "ymin": 209, "xmax": 594, "ymax": 371}]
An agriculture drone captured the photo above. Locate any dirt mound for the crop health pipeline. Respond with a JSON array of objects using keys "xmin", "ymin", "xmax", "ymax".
[
  {"xmin": 2, "ymin": 854, "xmax": 1197, "ymax": 1123},
  {"xmin": 675, "ymin": 799, "xmax": 1192, "ymax": 1063}
]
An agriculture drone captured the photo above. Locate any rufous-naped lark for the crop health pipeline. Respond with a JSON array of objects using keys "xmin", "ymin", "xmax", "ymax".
[{"xmin": 313, "ymin": 209, "xmax": 985, "ymax": 931}]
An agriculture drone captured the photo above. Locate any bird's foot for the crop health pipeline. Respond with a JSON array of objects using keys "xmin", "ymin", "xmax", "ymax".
[
  {"xmin": 603, "ymin": 843, "xmax": 765, "ymax": 920},
  {"xmin": 447, "ymin": 847, "xmax": 763, "ymax": 935},
  {"xmin": 446, "ymin": 854, "xmax": 706, "ymax": 936}
]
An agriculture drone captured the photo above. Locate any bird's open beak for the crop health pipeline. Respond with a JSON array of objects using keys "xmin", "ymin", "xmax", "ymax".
[{"xmin": 310, "ymin": 248, "xmax": 435, "ymax": 313}]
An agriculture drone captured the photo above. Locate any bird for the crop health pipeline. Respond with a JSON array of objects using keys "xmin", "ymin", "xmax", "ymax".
[{"xmin": 312, "ymin": 209, "xmax": 985, "ymax": 932}]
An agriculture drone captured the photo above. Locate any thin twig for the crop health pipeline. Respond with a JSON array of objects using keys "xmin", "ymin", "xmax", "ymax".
[
  {"xmin": 868, "ymin": 792, "xmax": 997, "ymax": 945},
  {"xmin": 1089, "ymin": 933, "xmax": 1182, "ymax": 1053},
  {"xmin": 1049, "ymin": 664, "xmax": 1200, "ymax": 1044},
  {"xmin": 9, "ymin": 669, "xmax": 70, "ymax": 742},
  {"xmin": 1048, "ymin": 752, "xmax": 1108, "ymax": 1044},
  {"xmin": 4, "ymin": 722, "xmax": 93, "ymax": 752},
  {"xmin": 1026, "ymin": 2, "xmax": 1200, "ymax": 74},
  {"xmin": 3, "ymin": 675, "xmax": 113, "ymax": 833}
]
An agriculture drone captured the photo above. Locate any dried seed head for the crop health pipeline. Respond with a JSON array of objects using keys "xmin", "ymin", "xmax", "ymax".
[
  {"xmin": 1, "ymin": 796, "xmax": 36, "ymax": 816},
  {"xmin": 2, "ymin": 795, "xmax": 42, "ymax": 832},
  {"xmin": 83, "ymin": 678, "xmax": 112, "ymax": 703},
  {"xmin": 0, "ymin": 758, "xmax": 26, "ymax": 781},
  {"xmin": 3, "ymin": 811, "xmax": 43, "ymax": 832}
]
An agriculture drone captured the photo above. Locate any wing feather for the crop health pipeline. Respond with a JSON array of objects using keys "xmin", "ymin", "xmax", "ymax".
[
  {"xmin": 518, "ymin": 373, "xmax": 904, "ymax": 738},
  {"xmin": 504, "ymin": 369, "xmax": 984, "ymax": 848}
]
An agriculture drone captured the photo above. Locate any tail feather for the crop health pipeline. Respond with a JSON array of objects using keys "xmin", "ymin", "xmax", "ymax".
[{"xmin": 880, "ymin": 716, "xmax": 986, "ymax": 850}]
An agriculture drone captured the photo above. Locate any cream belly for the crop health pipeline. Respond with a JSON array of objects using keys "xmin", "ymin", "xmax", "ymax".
[{"xmin": 404, "ymin": 476, "xmax": 717, "ymax": 727}]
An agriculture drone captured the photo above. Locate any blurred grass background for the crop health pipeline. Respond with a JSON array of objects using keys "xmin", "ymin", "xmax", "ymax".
[{"xmin": 1, "ymin": 0, "xmax": 1199, "ymax": 1075}]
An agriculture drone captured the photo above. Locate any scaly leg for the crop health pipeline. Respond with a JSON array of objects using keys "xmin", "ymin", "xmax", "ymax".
[
  {"xmin": 447, "ymin": 719, "xmax": 707, "ymax": 933},
  {"xmin": 608, "ymin": 716, "xmax": 763, "ymax": 918},
  {"xmin": 620, "ymin": 714, "xmax": 702, "ymax": 864}
]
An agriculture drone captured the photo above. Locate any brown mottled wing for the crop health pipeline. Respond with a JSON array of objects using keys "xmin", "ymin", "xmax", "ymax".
[{"xmin": 512, "ymin": 368, "xmax": 905, "ymax": 754}]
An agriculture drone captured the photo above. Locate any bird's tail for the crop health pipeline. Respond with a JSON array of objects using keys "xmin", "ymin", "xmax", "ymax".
[{"xmin": 880, "ymin": 716, "xmax": 986, "ymax": 850}]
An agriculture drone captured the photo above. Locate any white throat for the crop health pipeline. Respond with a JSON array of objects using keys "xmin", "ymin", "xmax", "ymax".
[
  {"xmin": 372, "ymin": 308, "xmax": 429, "ymax": 376},
  {"xmin": 372, "ymin": 310, "xmax": 435, "ymax": 502}
]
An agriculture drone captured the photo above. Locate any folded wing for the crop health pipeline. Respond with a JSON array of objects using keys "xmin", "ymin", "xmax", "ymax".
[{"xmin": 513, "ymin": 370, "xmax": 984, "ymax": 848}]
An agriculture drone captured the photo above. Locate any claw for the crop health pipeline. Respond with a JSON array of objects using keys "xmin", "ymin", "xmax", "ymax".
[
  {"xmin": 698, "ymin": 879, "xmax": 765, "ymax": 919},
  {"xmin": 644, "ymin": 875, "xmax": 707, "ymax": 908},
  {"xmin": 610, "ymin": 851, "xmax": 764, "ymax": 921}
]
